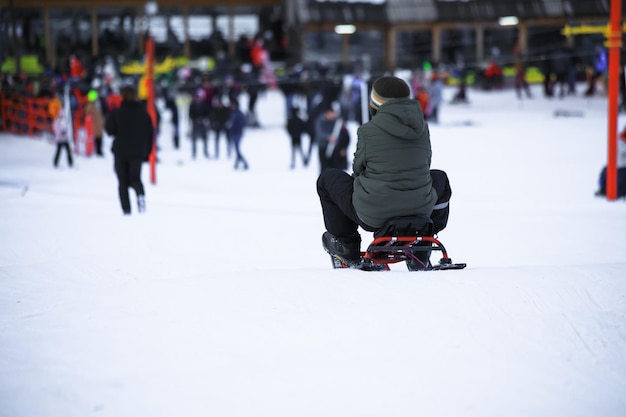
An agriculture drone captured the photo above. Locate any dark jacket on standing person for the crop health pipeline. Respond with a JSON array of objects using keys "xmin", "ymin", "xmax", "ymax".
[
  {"xmin": 352, "ymin": 98, "xmax": 437, "ymax": 228},
  {"xmin": 165, "ymin": 95, "xmax": 179, "ymax": 126},
  {"xmin": 226, "ymin": 106, "xmax": 246, "ymax": 139},
  {"xmin": 106, "ymin": 100, "xmax": 154, "ymax": 159},
  {"xmin": 287, "ymin": 107, "xmax": 307, "ymax": 144},
  {"xmin": 210, "ymin": 99, "xmax": 230, "ymax": 132},
  {"xmin": 189, "ymin": 97, "xmax": 210, "ymax": 137}
]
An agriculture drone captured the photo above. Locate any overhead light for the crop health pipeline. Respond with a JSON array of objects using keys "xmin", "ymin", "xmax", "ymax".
[
  {"xmin": 498, "ymin": 16, "xmax": 519, "ymax": 26},
  {"xmin": 335, "ymin": 24, "xmax": 356, "ymax": 35}
]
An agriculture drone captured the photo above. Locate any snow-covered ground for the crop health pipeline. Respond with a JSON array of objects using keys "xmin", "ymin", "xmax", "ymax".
[{"xmin": 1, "ymin": 83, "xmax": 625, "ymax": 417}]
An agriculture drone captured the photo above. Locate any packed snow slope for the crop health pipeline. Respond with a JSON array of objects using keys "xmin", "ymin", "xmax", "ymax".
[{"xmin": 1, "ymin": 83, "xmax": 625, "ymax": 417}]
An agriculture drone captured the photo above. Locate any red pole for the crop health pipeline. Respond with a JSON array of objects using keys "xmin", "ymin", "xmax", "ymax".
[
  {"xmin": 606, "ymin": 0, "xmax": 622, "ymax": 200},
  {"xmin": 146, "ymin": 36, "xmax": 157, "ymax": 185}
]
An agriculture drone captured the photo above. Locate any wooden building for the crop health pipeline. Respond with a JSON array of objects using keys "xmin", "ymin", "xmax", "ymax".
[{"xmin": 0, "ymin": 0, "xmax": 618, "ymax": 74}]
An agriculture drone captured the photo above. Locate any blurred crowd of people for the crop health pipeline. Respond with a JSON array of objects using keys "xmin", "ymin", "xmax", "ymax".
[{"xmin": 2, "ymin": 34, "xmax": 625, "ymax": 182}]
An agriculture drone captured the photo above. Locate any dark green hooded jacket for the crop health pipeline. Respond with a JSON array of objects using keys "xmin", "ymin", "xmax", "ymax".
[{"xmin": 352, "ymin": 98, "xmax": 437, "ymax": 228}]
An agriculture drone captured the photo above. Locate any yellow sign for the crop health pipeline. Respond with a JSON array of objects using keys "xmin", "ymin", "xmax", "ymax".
[
  {"xmin": 561, "ymin": 23, "xmax": 626, "ymax": 37},
  {"xmin": 120, "ymin": 56, "xmax": 188, "ymax": 75}
]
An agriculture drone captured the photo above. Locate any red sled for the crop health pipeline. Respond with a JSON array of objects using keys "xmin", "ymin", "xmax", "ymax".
[{"xmin": 329, "ymin": 214, "xmax": 466, "ymax": 271}]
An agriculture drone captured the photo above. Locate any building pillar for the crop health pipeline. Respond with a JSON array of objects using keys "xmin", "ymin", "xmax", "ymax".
[
  {"xmin": 44, "ymin": 6, "xmax": 53, "ymax": 68},
  {"xmin": 475, "ymin": 25, "xmax": 484, "ymax": 62},
  {"xmin": 228, "ymin": 6, "xmax": 235, "ymax": 59},
  {"xmin": 342, "ymin": 33, "xmax": 350, "ymax": 67},
  {"xmin": 91, "ymin": 7, "xmax": 99, "ymax": 57},
  {"xmin": 432, "ymin": 25, "xmax": 441, "ymax": 64},
  {"xmin": 299, "ymin": 29, "xmax": 306, "ymax": 63},
  {"xmin": 9, "ymin": 0, "xmax": 20, "ymax": 74},
  {"xmin": 138, "ymin": 7, "xmax": 144, "ymax": 55},
  {"xmin": 385, "ymin": 25, "xmax": 396, "ymax": 71},
  {"xmin": 183, "ymin": 6, "xmax": 190, "ymax": 59},
  {"xmin": 518, "ymin": 21, "xmax": 528, "ymax": 54}
]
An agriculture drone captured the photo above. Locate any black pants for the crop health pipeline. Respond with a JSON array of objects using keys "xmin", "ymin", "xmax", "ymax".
[
  {"xmin": 95, "ymin": 135, "xmax": 103, "ymax": 156},
  {"xmin": 317, "ymin": 168, "xmax": 451, "ymax": 241},
  {"xmin": 53, "ymin": 141, "xmax": 73, "ymax": 167},
  {"xmin": 173, "ymin": 125, "xmax": 180, "ymax": 149},
  {"xmin": 114, "ymin": 156, "xmax": 145, "ymax": 214},
  {"xmin": 191, "ymin": 123, "xmax": 208, "ymax": 158},
  {"xmin": 290, "ymin": 134, "xmax": 307, "ymax": 168},
  {"xmin": 429, "ymin": 169, "xmax": 451, "ymax": 234},
  {"xmin": 598, "ymin": 166, "xmax": 626, "ymax": 197}
]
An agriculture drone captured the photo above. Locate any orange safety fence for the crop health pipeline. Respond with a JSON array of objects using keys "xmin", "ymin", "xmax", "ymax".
[
  {"xmin": 1, "ymin": 93, "xmax": 53, "ymax": 136},
  {"xmin": 1, "ymin": 91, "xmax": 121, "ymax": 140}
]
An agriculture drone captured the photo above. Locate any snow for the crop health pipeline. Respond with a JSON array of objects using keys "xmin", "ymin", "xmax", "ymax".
[{"xmin": 1, "ymin": 84, "xmax": 625, "ymax": 417}]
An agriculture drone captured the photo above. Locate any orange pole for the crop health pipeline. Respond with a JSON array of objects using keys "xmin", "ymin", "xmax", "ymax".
[
  {"xmin": 606, "ymin": 0, "xmax": 622, "ymax": 201},
  {"xmin": 146, "ymin": 36, "xmax": 157, "ymax": 185}
]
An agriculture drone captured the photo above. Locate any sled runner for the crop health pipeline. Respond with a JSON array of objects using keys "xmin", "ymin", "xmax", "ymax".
[{"xmin": 328, "ymin": 215, "xmax": 466, "ymax": 271}]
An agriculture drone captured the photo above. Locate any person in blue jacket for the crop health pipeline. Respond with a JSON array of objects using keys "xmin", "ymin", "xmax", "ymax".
[{"xmin": 226, "ymin": 99, "xmax": 248, "ymax": 170}]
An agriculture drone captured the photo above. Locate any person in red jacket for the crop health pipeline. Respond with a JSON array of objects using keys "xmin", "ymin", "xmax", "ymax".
[
  {"xmin": 484, "ymin": 59, "xmax": 503, "ymax": 90},
  {"xmin": 69, "ymin": 55, "xmax": 85, "ymax": 80}
]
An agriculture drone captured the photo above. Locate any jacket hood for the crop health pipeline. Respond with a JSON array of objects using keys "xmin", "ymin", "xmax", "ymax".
[{"xmin": 369, "ymin": 98, "xmax": 425, "ymax": 140}]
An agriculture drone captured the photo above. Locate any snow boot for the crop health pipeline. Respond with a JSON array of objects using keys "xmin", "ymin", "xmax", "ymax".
[{"xmin": 322, "ymin": 232, "xmax": 361, "ymax": 266}]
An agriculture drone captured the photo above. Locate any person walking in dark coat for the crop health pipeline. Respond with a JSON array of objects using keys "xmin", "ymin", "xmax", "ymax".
[
  {"xmin": 188, "ymin": 91, "xmax": 210, "ymax": 159},
  {"xmin": 317, "ymin": 76, "xmax": 452, "ymax": 266},
  {"xmin": 164, "ymin": 91, "xmax": 180, "ymax": 149},
  {"xmin": 209, "ymin": 96, "xmax": 231, "ymax": 159},
  {"xmin": 226, "ymin": 99, "xmax": 248, "ymax": 170},
  {"xmin": 105, "ymin": 85, "xmax": 154, "ymax": 215},
  {"xmin": 286, "ymin": 105, "xmax": 308, "ymax": 169}
]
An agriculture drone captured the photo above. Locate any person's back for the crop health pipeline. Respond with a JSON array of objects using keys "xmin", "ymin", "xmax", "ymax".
[
  {"xmin": 210, "ymin": 100, "xmax": 230, "ymax": 131},
  {"xmin": 107, "ymin": 99, "xmax": 152, "ymax": 159},
  {"xmin": 105, "ymin": 85, "xmax": 153, "ymax": 215},
  {"xmin": 287, "ymin": 106, "xmax": 306, "ymax": 139},
  {"xmin": 352, "ymin": 83, "xmax": 436, "ymax": 229},
  {"xmin": 189, "ymin": 97, "xmax": 205, "ymax": 120}
]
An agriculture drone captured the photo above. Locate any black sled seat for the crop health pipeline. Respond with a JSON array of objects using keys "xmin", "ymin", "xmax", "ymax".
[{"xmin": 362, "ymin": 214, "xmax": 466, "ymax": 271}]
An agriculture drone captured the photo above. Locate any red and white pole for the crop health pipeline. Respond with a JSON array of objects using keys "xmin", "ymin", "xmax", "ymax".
[
  {"xmin": 605, "ymin": 0, "xmax": 622, "ymax": 200},
  {"xmin": 146, "ymin": 36, "xmax": 157, "ymax": 185}
]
